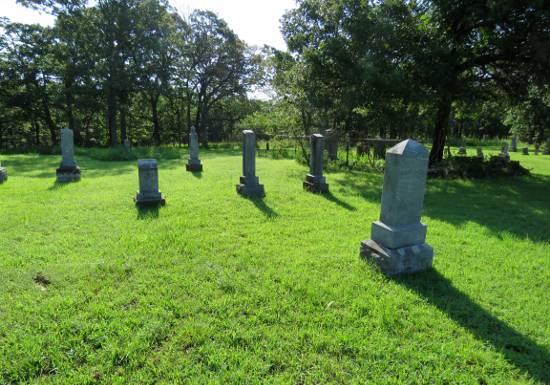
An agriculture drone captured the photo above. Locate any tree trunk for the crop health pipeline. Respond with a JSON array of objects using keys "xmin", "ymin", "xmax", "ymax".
[
  {"xmin": 107, "ymin": 85, "xmax": 118, "ymax": 146},
  {"xmin": 429, "ymin": 95, "xmax": 453, "ymax": 165},
  {"xmin": 151, "ymin": 93, "xmax": 161, "ymax": 146}
]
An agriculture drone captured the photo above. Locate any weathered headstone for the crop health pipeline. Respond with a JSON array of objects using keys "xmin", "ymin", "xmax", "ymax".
[
  {"xmin": 360, "ymin": 139, "xmax": 433, "ymax": 275},
  {"xmin": 457, "ymin": 146, "xmax": 467, "ymax": 155},
  {"xmin": 0, "ymin": 162, "xmax": 7, "ymax": 183},
  {"xmin": 236, "ymin": 130, "xmax": 265, "ymax": 197},
  {"xmin": 135, "ymin": 159, "xmax": 165, "ymax": 206},
  {"xmin": 185, "ymin": 126, "xmax": 203, "ymax": 172},
  {"xmin": 476, "ymin": 148, "xmax": 484, "ymax": 159},
  {"xmin": 545, "ymin": 138, "xmax": 550, "ymax": 155},
  {"xmin": 445, "ymin": 145, "xmax": 452, "ymax": 158},
  {"xmin": 511, "ymin": 136, "xmax": 518, "ymax": 152},
  {"xmin": 123, "ymin": 138, "xmax": 130, "ymax": 151},
  {"xmin": 534, "ymin": 143, "xmax": 540, "ymax": 155},
  {"xmin": 522, "ymin": 147, "xmax": 529, "ymax": 155},
  {"xmin": 304, "ymin": 134, "xmax": 329, "ymax": 193},
  {"xmin": 499, "ymin": 143, "xmax": 510, "ymax": 160},
  {"xmin": 56, "ymin": 128, "xmax": 81, "ymax": 182},
  {"xmin": 325, "ymin": 129, "xmax": 338, "ymax": 161}
]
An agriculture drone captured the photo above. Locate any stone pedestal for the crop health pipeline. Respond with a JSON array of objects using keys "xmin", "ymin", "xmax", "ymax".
[
  {"xmin": 0, "ymin": 166, "xmax": 7, "ymax": 183},
  {"xmin": 511, "ymin": 136, "xmax": 518, "ymax": 152},
  {"xmin": 236, "ymin": 130, "xmax": 265, "ymax": 197},
  {"xmin": 56, "ymin": 128, "xmax": 80, "ymax": 182},
  {"xmin": 135, "ymin": 159, "xmax": 165, "ymax": 206},
  {"xmin": 186, "ymin": 126, "xmax": 203, "ymax": 172},
  {"xmin": 360, "ymin": 139, "xmax": 433, "ymax": 275},
  {"xmin": 304, "ymin": 134, "xmax": 329, "ymax": 193}
]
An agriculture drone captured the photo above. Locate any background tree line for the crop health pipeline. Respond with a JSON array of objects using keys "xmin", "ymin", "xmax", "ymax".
[
  {"xmin": 0, "ymin": 0, "xmax": 263, "ymax": 151},
  {"xmin": 1, "ymin": 0, "xmax": 550, "ymax": 166}
]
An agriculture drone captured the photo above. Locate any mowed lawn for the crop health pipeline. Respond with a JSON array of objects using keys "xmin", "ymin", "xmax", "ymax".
[{"xmin": 0, "ymin": 147, "xmax": 549, "ymax": 384}]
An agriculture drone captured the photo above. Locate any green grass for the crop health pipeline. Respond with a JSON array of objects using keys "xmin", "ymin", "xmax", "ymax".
[{"xmin": 0, "ymin": 146, "xmax": 549, "ymax": 384}]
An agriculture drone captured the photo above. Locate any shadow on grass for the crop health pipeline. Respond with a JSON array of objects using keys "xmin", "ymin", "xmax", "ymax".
[
  {"xmin": 321, "ymin": 191, "xmax": 357, "ymax": 211},
  {"xmin": 136, "ymin": 205, "xmax": 161, "ymax": 220},
  {"xmin": 191, "ymin": 171, "xmax": 202, "ymax": 179},
  {"xmin": 396, "ymin": 269, "xmax": 550, "ymax": 384},
  {"xmin": 246, "ymin": 196, "xmax": 278, "ymax": 219},
  {"xmin": 48, "ymin": 180, "xmax": 78, "ymax": 190}
]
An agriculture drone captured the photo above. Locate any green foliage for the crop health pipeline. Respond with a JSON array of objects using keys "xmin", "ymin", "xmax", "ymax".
[
  {"xmin": 75, "ymin": 146, "xmax": 182, "ymax": 161},
  {"xmin": 0, "ymin": 149, "xmax": 549, "ymax": 383}
]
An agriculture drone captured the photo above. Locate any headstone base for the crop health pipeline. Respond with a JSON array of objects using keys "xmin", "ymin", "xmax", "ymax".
[
  {"xmin": 0, "ymin": 167, "xmax": 7, "ymax": 183},
  {"xmin": 186, "ymin": 163, "xmax": 203, "ymax": 172},
  {"xmin": 360, "ymin": 239, "xmax": 433, "ymax": 275},
  {"xmin": 303, "ymin": 174, "xmax": 329, "ymax": 193},
  {"xmin": 134, "ymin": 191, "xmax": 166, "ymax": 206},
  {"xmin": 236, "ymin": 176, "xmax": 265, "ymax": 197},
  {"xmin": 56, "ymin": 166, "xmax": 81, "ymax": 183}
]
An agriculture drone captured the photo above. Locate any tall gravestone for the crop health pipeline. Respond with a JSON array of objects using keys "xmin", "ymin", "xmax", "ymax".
[
  {"xmin": 511, "ymin": 136, "xmax": 518, "ymax": 152},
  {"xmin": 56, "ymin": 128, "xmax": 81, "ymax": 182},
  {"xmin": 544, "ymin": 138, "xmax": 550, "ymax": 155},
  {"xmin": 534, "ymin": 143, "xmax": 540, "ymax": 155},
  {"xmin": 0, "ymin": 161, "xmax": 7, "ymax": 183},
  {"xmin": 186, "ymin": 126, "xmax": 203, "ymax": 172},
  {"xmin": 360, "ymin": 139, "xmax": 433, "ymax": 275},
  {"xmin": 236, "ymin": 130, "xmax": 265, "ymax": 197},
  {"xmin": 135, "ymin": 159, "xmax": 165, "ymax": 206},
  {"xmin": 304, "ymin": 134, "xmax": 329, "ymax": 193}
]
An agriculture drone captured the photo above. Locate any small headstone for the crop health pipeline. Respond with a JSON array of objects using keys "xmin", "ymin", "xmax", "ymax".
[
  {"xmin": 457, "ymin": 146, "xmax": 467, "ymax": 155},
  {"xmin": 304, "ymin": 134, "xmax": 329, "ymax": 193},
  {"xmin": 56, "ymin": 128, "xmax": 81, "ymax": 182},
  {"xmin": 522, "ymin": 147, "xmax": 529, "ymax": 155},
  {"xmin": 123, "ymin": 138, "xmax": 130, "ymax": 151},
  {"xmin": 236, "ymin": 130, "xmax": 265, "ymax": 197},
  {"xmin": 534, "ymin": 143, "xmax": 540, "ymax": 155},
  {"xmin": 325, "ymin": 129, "xmax": 338, "ymax": 161},
  {"xmin": 185, "ymin": 126, "xmax": 203, "ymax": 172},
  {"xmin": 445, "ymin": 145, "xmax": 452, "ymax": 158},
  {"xmin": 135, "ymin": 159, "xmax": 165, "ymax": 206},
  {"xmin": 511, "ymin": 136, "xmax": 518, "ymax": 152},
  {"xmin": 0, "ymin": 161, "xmax": 7, "ymax": 183},
  {"xmin": 360, "ymin": 139, "xmax": 433, "ymax": 275},
  {"xmin": 544, "ymin": 138, "xmax": 550, "ymax": 155},
  {"xmin": 476, "ymin": 148, "xmax": 484, "ymax": 159}
]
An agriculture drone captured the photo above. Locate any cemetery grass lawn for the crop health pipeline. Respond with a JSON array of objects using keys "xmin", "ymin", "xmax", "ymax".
[{"xmin": 0, "ymin": 148, "xmax": 549, "ymax": 385}]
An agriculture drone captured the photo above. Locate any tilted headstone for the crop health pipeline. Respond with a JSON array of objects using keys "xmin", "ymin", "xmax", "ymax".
[
  {"xmin": 545, "ymin": 138, "xmax": 550, "ymax": 155},
  {"xmin": 135, "ymin": 159, "xmax": 165, "ymax": 206},
  {"xmin": 324, "ymin": 129, "xmax": 338, "ymax": 161},
  {"xmin": 360, "ymin": 139, "xmax": 433, "ymax": 275},
  {"xmin": 56, "ymin": 128, "xmax": 81, "ymax": 182},
  {"xmin": 511, "ymin": 136, "xmax": 518, "ymax": 152},
  {"xmin": 304, "ymin": 134, "xmax": 329, "ymax": 193},
  {"xmin": 522, "ymin": 147, "xmax": 529, "ymax": 155},
  {"xmin": 457, "ymin": 146, "xmax": 467, "ymax": 155},
  {"xmin": 185, "ymin": 126, "xmax": 203, "ymax": 172},
  {"xmin": 236, "ymin": 130, "xmax": 265, "ymax": 197},
  {"xmin": 0, "ymin": 161, "xmax": 7, "ymax": 183},
  {"xmin": 476, "ymin": 148, "xmax": 484, "ymax": 159}
]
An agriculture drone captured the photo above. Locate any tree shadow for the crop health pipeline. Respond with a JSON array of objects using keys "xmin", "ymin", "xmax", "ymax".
[
  {"xmin": 136, "ymin": 205, "xmax": 160, "ymax": 220},
  {"xmin": 395, "ymin": 269, "xmax": 550, "ymax": 384},
  {"xmin": 424, "ymin": 175, "xmax": 550, "ymax": 243},
  {"xmin": 246, "ymin": 196, "xmax": 278, "ymax": 219},
  {"xmin": 320, "ymin": 191, "xmax": 357, "ymax": 211}
]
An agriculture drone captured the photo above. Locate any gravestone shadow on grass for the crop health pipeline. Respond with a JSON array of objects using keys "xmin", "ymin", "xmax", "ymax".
[
  {"xmin": 191, "ymin": 171, "xmax": 202, "ymax": 179},
  {"xmin": 48, "ymin": 180, "xmax": 77, "ymax": 190},
  {"xmin": 137, "ymin": 204, "xmax": 161, "ymax": 220},
  {"xmin": 395, "ymin": 269, "xmax": 550, "ymax": 385},
  {"xmin": 320, "ymin": 191, "xmax": 357, "ymax": 211},
  {"xmin": 244, "ymin": 196, "xmax": 278, "ymax": 219}
]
